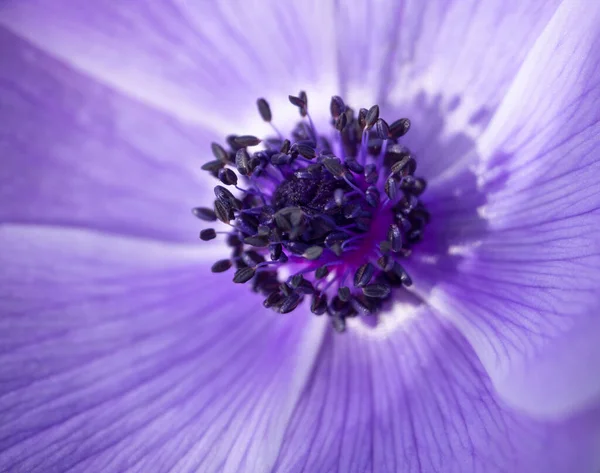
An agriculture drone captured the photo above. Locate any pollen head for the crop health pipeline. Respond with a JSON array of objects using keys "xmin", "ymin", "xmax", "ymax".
[{"xmin": 193, "ymin": 93, "xmax": 429, "ymax": 331}]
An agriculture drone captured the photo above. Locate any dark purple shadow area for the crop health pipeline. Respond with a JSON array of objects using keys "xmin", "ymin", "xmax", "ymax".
[{"xmin": 376, "ymin": 91, "xmax": 490, "ymax": 312}]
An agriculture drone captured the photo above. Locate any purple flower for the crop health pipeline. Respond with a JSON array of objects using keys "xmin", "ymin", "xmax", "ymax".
[{"xmin": 1, "ymin": 1, "xmax": 600, "ymax": 472}]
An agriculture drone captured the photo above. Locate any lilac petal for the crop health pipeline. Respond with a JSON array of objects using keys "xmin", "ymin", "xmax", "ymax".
[
  {"xmin": 339, "ymin": 0, "xmax": 561, "ymax": 185},
  {"xmin": 338, "ymin": 0, "xmax": 560, "ymax": 117},
  {"xmin": 0, "ymin": 29, "xmax": 217, "ymax": 242},
  {"xmin": 495, "ymin": 314, "xmax": 600, "ymax": 420},
  {"xmin": 427, "ymin": 2, "xmax": 600, "ymax": 416},
  {"xmin": 273, "ymin": 306, "xmax": 600, "ymax": 473},
  {"xmin": 0, "ymin": 225, "xmax": 325, "ymax": 472},
  {"xmin": 0, "ymin": 0, "xmax": 338, "ymax": 129}
]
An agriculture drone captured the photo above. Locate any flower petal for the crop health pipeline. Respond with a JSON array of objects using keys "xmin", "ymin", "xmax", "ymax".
[
  {"xmin": 0, "ymin": 225, "xmax": 325, "ymax": 472},
  {"xmin": 338, "ymin": 0, "xmax": 560, "ymax": 121},
  {"xmin": 428, "ymin": 1, "xmax": 600, "ymax": 416},
  {"xmin": 273, "ymin": 305, "xmax": 600, "ymax": 473},
  {"xmin": 337, "ymin": 0, "xmax": 560, "ymax": 184},
  {"xmin": 0, "ymin": 28, "xmax": 217, "ymax": 242},
  {"xmin": 0, "ymin": 0, "xmax": 338, "ymax": 131}
]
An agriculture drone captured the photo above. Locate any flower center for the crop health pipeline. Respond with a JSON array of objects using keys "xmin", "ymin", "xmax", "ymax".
[{"xmin": 194, "ymin": 92, "xmax": 429, "ymax": 332}]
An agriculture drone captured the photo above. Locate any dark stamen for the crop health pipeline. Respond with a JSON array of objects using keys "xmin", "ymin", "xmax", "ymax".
[
  {"xmin": 351, "ymin": 297, "xmax": 372, "ymax": 315},
  {"xmin": 365, "ymin": 105, "xmax": 380, "ymax": 129},
  {"xmin": 263, "ymin": 291, "xmax": 284, "ymax": 308},
  {"xmin": 389, "ymin": 118, "xmax": 411, "ymax": 138},
  {"xmin": 233, "ymin": 267, "xmax": 256, "ymax": 283},
  {"xmin": 390, "ymin": 154, "xmax": 414, "ymax": 176},
  {"xmin": 297, "ymin": 143, "xmax": 317, "ymax": 160},
  {"xmin": 257, "ymin": 98, "xmax": 272, "ymax": 122},
  {"xmin": 214, "ymin": 185, "xmax": 238, "ymax": 207},
  {"xmin": 244, "ymin": 235, "xmax": 270, "ymax": 247},
  {"xmin": 315, "ymin": 265, "xmax": 329, "ymax": 279},
  {"xmin": 242, "ymin": 250, "xmax": 265, "ymax": 267},
  {"xmin": 233, "ymin": 135, "xmax": 262, "ymax": 147},
  {"xmin": 270, "ymin": 243, "xmax": 283, "ymax": 261},
  {"xmin": 235, "ymin": 148, "xmax": 251, "ymax": 176},
  {"xmin": 218, "ymin": 168, "xmax": 238, "ymax": 186},
  {"xmin": 303, "ymin": 246, "xmax": 324, "ymax": 260},
  {"xmin": 211, "ymin": 143, "xmax": 229, "ymax": 163},
  {"xmin": 375, "ymin": 118, "xmax": 390, "ymax": 139},
  {"xmin": 338, "ymin": 286, "xmax": 351, "ymax": 302},
  {"xmin": 280, "ymin": 139, "xmax": 291, "ymax": 153},
  {"xmin": 214, "ymin": 200, "xmax": 233, "ymax": 223},
  {"xmin": 192, "ymin": 207, "xmax": 217, "ymax": 222},
  {"xmin": 354, "ymin": 263, "xmax": 375, "ymax": 287},
  {"xmin": 387, "ymin": 224, "xmax": 403, "ymax": 252},
  {"xmin": 391, "ymin": 261, "xmax": 413, "ymax": 286},
  {"xmin": 195, "ymin": 91, "xmax": 429, "ymax": 329},
  {"xmin": 358, "ymin": 108, "xmax": 368, "ymax": 129},
  {"xmin": 211, "ymin": 259, "xmax": 232, "ymax": 273},
  {"xmin": 299, "ymin": 91, "xmax": 308, "ymax": 111},
  {"xmin": 330, "ymin": 95, "xmax": 346, "ymax": 119},
  {"xmin": 362, "ymin": 283, "xmax": 391, "ymax": 298},
  {"xmin": 280, "ymin": 293, "xmax": 302, "ymax": 314},
  {"xmin": 335, "ymin": 113, "xmax": 347, "ymax": 131},
  {"xmin": 311, "ymin": 292, "xmax": 328, "ymax": 315},
  {"xmin": 200, "ymin": 228, "xmax": 217, "ymax": 241},
  {"xmin": 385, "ymin": 177, "xmax": 398, "ymax": 200},
  {"xmin": 201, "ymin": 160, "xmax": 224, "ymax": 173},
  {"xmin": 289, "ymin": 95, "xmax": 307, "ymax": 115},
  {"xmin": 322, "ymin": 157, "xmax": 346, "ymax": 179}
]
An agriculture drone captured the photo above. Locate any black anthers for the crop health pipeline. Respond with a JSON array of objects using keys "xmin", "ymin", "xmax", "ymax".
[{"xmin": 195, "ymin": 92, "xmax": 429, "ymax": 331}]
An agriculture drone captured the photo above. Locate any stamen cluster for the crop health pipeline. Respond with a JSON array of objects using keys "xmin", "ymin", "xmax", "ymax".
[{"xmin": 193, "ymin": 92, "xmax": 429, "ymax": 331}]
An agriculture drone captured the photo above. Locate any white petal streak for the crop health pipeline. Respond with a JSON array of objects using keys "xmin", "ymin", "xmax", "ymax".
[{"xmin": 0, "ymin": 0, "xmax": 338, "ymax": 132}]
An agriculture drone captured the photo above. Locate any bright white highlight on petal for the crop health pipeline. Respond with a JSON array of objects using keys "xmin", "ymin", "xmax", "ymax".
[
  {"xmin": 349, "ymin": 300, "xmax": 420, "ymax": 340},
  {"xmin": 0, "ymin": 0, "xmax": 340, "ymax": 138}
]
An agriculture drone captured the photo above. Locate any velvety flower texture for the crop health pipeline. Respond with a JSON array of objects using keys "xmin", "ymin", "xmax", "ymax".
[{"xmin": 1, "ymin": 0, "xmax": 600, "ymax": 472}]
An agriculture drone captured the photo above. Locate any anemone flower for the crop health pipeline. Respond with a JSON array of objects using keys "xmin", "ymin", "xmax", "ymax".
[{"xmin": 1, "ymin": 1, "xmax": 600, "ymax": 472}]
